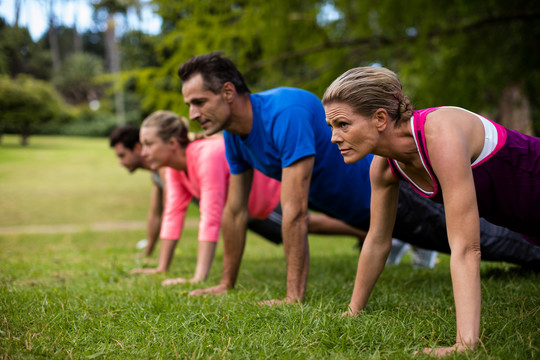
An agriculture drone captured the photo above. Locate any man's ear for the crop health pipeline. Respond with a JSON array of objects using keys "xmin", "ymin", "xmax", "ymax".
[
  {"xmin": 374, "ymin": 108, "xmax": 389, "ymax": 131},
  {"xmin": 133, "ymin": 142, "xmax": 143, "ymax": 154},
  {"xmin": 221, "ymin": 82, "xmax": 236, "ymax": 103}
]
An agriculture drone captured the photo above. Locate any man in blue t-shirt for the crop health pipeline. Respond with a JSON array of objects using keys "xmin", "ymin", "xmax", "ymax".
[{"xmin": 178, "ymin": 52, "xmax": 540, "ymax": 305}]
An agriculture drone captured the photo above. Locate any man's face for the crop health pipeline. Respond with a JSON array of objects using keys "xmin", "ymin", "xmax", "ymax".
[
  {"xmin": 113, "ymin": 143, "xmax": 143, "ymax": 173},
  {"xmin": 182, "ymin": 73, "xmax": 232, "ymax": 136}
]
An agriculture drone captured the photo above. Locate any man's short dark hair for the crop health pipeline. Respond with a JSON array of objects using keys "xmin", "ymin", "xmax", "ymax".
[
  {"xmin": 178, "ymin": 51, "xmax": 250, "ymax": 95},
  {"xmin": 109, "ymin": 125, "xmax": 140, "ymax": 150}
]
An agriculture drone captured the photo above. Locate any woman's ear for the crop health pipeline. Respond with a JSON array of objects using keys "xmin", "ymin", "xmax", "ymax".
[
  {"xmin": 168, "ymin": 136, "xmax": 179, "ymax": 149},
  {"xmin": 374, "ymin": 108, "xmax": 389, "ymax": 131}
]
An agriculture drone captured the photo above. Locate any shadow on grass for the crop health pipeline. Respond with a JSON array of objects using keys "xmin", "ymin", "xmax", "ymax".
[{"xmin": 482, "ymin": 264, "xmax": 540, "ymax": 280}]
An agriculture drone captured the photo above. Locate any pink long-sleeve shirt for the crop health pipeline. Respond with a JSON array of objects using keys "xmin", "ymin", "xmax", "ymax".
[{"xmin": 160, "ymin": 136, "xmax": 281, "ymax": 242}]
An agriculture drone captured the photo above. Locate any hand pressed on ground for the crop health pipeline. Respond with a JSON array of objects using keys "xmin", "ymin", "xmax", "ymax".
[
  {"xmin": 189, "ymin": 284, "xmax": 230, "ymax": 297},
  {"xmin": 130, "ymin": 268, "xmax": 164, "ymax": 275}
]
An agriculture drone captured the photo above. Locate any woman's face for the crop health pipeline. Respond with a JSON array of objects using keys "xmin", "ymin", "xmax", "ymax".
[
  {"xmin": 325, "ymin": 102, "xmax": 380, "ymax": 164},
  {"xmin": 140, "ymin": 126, "xmax": 174, "ymax": 170}
]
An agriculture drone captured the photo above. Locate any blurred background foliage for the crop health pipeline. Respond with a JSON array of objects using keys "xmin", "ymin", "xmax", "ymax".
[{"xmin": 1, "ymin": 0, "xmax": 539, "ymax": 144}]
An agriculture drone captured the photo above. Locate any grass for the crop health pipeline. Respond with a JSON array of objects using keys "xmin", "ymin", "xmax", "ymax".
[
  {"xmin": 1, "ymin": 135, "xmax": 539, "ymax": 359},
  {"xmin": 0, "ymin": 134, "xmax": 200, "ymax": 227}
]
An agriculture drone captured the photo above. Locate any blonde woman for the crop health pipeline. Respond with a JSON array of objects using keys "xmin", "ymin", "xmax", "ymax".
[{"xmin": 322, "ymin": 66, "xmax": 540, "ymax": 356}]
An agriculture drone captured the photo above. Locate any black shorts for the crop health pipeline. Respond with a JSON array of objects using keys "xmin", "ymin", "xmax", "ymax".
[{"xmin": 247, "ymin": 204, "xmax": 283, "ymax": 245}]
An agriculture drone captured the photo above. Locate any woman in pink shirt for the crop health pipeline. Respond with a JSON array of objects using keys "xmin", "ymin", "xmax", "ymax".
[
  {"xmin": 131, "ymin": 110, "xmax": 282, "ymax": 284},
  {"xmin": 132, "ymin": 110, "xmax": 367, "ymax": 284}
]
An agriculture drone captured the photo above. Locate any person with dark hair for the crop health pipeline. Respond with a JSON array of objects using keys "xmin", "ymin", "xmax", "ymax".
[
  {"xmin": 109, "ymin": 125, "xmax": 165, "ymax": 256},
  {"xmin": 322, "ymin": 66, "xmax": 540, "ymax": 356},
  {"xmin": 179, "ymin": 53, "xmax": 540, "ymax": 307},
  {"xmin": 133, "ymin": 110, "xmax": 371, "ymax": 284}
]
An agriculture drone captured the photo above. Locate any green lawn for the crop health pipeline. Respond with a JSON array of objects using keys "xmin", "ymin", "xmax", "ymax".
[
  {"xmin": 0, "ymin": 135, "xmax": 538, "ymax": 359},
  {"xmin": 0, "ymin": 134, "xmax": 201, "ymax": 227}
]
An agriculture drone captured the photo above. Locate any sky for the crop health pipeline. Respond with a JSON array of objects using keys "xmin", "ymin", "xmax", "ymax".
[{"xmin": 0, "ymin": 0, "xmax": 163, "ymax": 40}]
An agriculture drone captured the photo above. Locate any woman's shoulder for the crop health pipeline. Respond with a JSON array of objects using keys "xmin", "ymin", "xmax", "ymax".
[
  {"xmin": 370, "ymin": 156, "xmax": 399, "ymax": 187},
  {"xmin": 189, "ymin": 136, "xmax": 225, "ymax": 153},
  {"xmin": 187, "ymin": 137, "xmax": 227, "ymax": 171}
]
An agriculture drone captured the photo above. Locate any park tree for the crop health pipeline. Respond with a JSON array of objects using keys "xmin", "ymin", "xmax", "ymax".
[
  {"xmin": 0, "ymin": 75, "xmax": 73, "ymax": 145},
  {"xmin": 52, "ymin": 52, "xmax": 105, "ymax": 105},
  {"xmin": 325, "ymin": 0, "xmax": 540, "ymax": 134},
  {"xmin": 38, "ymin": 0, "xmax": 62, "ymax": 71},
  {"xmin": 0, "ymin": 19, "xmax": 51, "ymax": 80},
  {"xmin": 92, "ymin": 0, "xmax": 143, "ymax": 125},
  {"xmin": 132, "ymin": 0, "xmax": 333, "ymax": 116},
  {"xmin": 130, "ymin": 0, "xmax": 540, "ymax": 133}
]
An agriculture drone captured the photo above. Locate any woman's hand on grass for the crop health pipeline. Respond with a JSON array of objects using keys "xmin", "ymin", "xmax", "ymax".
[
  {"xmin": 162, "ymin": 277, "xmax": 204, "ymax": 286},
  {"xmin": 341, "ymin": 304, "xmax": 361, "ymax": 317},
  {"xmin": 130, "ymin": 268, "xmax": 164, "ymax": 275},
  {"xmin": 257, "ymin": 298, "xmax": 284, "ymax": 306},
  {"xmin": 162, "ymin": 277, "xmax": 188, "ymax": 286},
  {"xmin": 416, "ymin": 343, "xmax": 475, "ymax": 357},
  {"xmin": 257, "ymin": 296, "xmax": 299, "ymax": 307},
  {"xmin": 189, "ymin": 284, "xmax": 229, "ymax": 297}
]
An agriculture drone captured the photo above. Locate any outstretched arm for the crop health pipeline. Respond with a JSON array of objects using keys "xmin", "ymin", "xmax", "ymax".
[
  {"xmin": 162, "ymin": 240, "xmax": 217, "ymax": 285},
  {"xmin": 307, "ymin": 212, "xmax": 367, "ymax": 241},
  {"xmin": 144, "ymin": 173, "xmax": 165, "ymax": 256},
  {"xmin": 132, "ymin": 167, "xmax": 190, "ymax": 275},
  {"xmin": 421, "ymin": 113, "xmax": 482, "ymax": 357},
  {"xmin": 263, "ymin": 155, "xmax": 313, "ymax": 305},
  {"xmin": 348, "ymin": 156, "xmax": 399, "ymax": 314},
  {"xmin": 189, "ymin": 170, "xmax": 253, "ymax": 296}
]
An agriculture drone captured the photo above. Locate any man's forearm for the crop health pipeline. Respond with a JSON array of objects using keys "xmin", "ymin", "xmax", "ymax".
[
  {"xmin": 282, "ymin": 212, "xmax": 310, "ymax": 302},
  {"xmin": 219, "ymin": 208, "xmax": 249, "ymax": 288},
  {"xmin": 145, "ymin": 213, "xmax": 162, "ymax": 255}
]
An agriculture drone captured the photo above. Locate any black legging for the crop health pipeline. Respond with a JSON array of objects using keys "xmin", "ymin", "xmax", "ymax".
[{"xmin": 392, "ymin": 184, "xmax": 540, "ymax": 270}]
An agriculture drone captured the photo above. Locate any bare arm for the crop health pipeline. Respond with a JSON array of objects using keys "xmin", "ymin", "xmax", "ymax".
[
  {"xmin": 308, "ymin": 212, "xmax": 367, "ymax": 239},
  {"xmin": 189, "ymin": 170, "xmax": 253, "ymax": 296},
  {"xmin": 133, "ymin": 168, "xmax": 181, "ymax": 275},
  {"xmin": 162, "ymin": 240, "xmax": 217, "ymax": 285},
  {"xmin": 270, "ymin": 155, "xmax": 314, "ymax": 304},
  {"xmin": 422, "ymin": 114, "xmax": 481, "ymax": 356},
  {"xmin": 144, "ymin": 182, "xmax": 164, "ymax": 256},
  {"xmin": 348, "ymin": 156, "xmax": 399, "ymax": 314}
]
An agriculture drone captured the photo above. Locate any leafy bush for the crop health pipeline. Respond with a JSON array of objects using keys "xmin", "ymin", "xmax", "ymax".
[
  {"xmin": 39, "ymin": 108, "xmax": 118, "ymax": 137},
  {"xmin": 52, "ymin": 52, "xmax": 105, "ymax": 105},
  {"xmin": 0, "ymin": 74, "xmax": 74, "ymax": 145}
]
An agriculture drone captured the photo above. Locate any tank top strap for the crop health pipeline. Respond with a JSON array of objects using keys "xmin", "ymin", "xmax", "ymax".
[
  {"xmin": 412, "ymin": 108, "xmax": 443, "ymax": 195},
  {"xmin": 387, "ymin": 158, "xmax": 406, "ymax": 181}
]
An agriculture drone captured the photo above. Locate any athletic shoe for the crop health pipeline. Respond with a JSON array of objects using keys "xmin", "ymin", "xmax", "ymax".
[
  {"xmin": 386, "ymin": 239, "xmax": 411, "ymax": 265},
  {"xmin": 136, "ymin": 238, "xmax": 148, "ymax": 250},
  {"xmin": 412, "ymin": 248, "xmax": 438, "ymax": 269}
]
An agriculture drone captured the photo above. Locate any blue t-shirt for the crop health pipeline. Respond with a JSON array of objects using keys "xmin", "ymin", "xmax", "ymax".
[{"xmin": 224, "ymin": 87, "xmax": 373, "ymax": 225}]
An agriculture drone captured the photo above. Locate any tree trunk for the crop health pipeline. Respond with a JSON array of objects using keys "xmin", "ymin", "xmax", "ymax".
[
  {"xmin": 73, "ymin": 19, "xmax": 83, "ymax": 53},
  {"xmin": 14, "ymin": 0, "xmax": 23, "ymax": 27},
  {"xmin": 47, "ymin": 0, "xmax": 61, "ymax": 71},
  {"xmin": 21, "ymin": 124, "xmax": 30, "ymax": 146},
  {"xmin": 105, "ymin": 14, "xmax": 126, "ymax": 125},
  {"xmin": 498, "ymin": 84, "xmax": 534, "ymax": 136}
]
